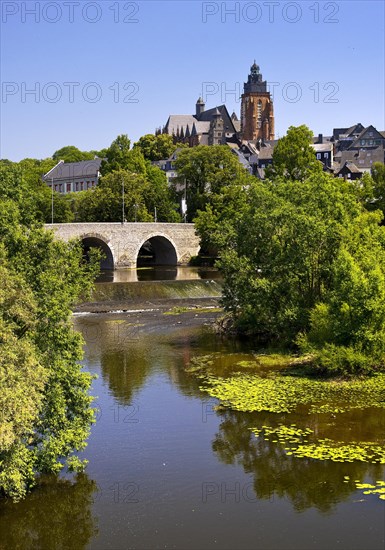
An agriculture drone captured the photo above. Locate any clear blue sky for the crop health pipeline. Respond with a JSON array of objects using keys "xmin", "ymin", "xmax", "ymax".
[{"xmin": 1, "ymin": 0, "xmax": 384, "ymax": 160}]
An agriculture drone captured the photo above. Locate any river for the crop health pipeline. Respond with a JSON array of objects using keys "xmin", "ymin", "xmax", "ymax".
[{"xmin": 0, "ymin": 268, "xmax": 384, "ymax": 549}]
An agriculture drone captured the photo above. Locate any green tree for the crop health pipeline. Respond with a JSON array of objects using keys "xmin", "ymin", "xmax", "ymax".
[
  {"xmin": 74, "ymin": 170, "xmax": 151, "ymax": 222},
  {"xmin": 100, "ymin": 134, "xmax": 132, "ymax": 175},
  {"xmin": 367, "ymin": 162, "xmax": 385, "ymax": 215},
  {"xmin": 175, "ymin": 145, "xmax": 248, "ymax": 221},
  {"xmin": 52, "ymin": 146, "xmax": 94, "ymax": 163},
  {"xmin": 143, "ymin": 164, "xmax": 180, "ymax": 222},
  {"xmin": 0, "ymin": 159, "xmax": 73, "ymax": 224},
  {"xmin": 134, "ymin": 134, "xmax": 185, "ymax": 161},
  {"xmin": 266, "ymin": 125, "xmax": 322, "ymax": 181},
  {"xmin": 300, "ymin": 210, "xmax": 385, "ymax": 374},
  {"xmin": 0, "ymin": 176, "xmax": 100, "ymax": 500}
]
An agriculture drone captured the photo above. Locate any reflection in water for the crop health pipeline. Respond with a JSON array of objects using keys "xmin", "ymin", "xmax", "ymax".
[
  {"xmin": 0, "ymin": 474, "xmax": 98, "ymax": 550},
  {"xmin": 4, "ymin": 312, "xmax": 384, "ymax": 550},
  {"xmin": 96, "ymin": 266, "xmax": 222, "ymax": 283},
  {"xmin": 212, "ymin": 408, "xmax": 384, "ymax": 514}
]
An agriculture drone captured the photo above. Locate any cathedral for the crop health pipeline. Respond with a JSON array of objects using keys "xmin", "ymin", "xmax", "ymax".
[
  {"xmin": 159, "ymin": 62, "xmax": 275, "ymax": 146},
  {"xmin": 241, "ymin": 61, "xmax": 275, "ymax": 141}
]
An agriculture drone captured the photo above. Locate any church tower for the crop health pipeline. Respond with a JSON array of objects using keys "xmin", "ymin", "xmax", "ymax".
[{"xmin": 241, "ymin": 62, "xmax": 275, "ymax": 141}]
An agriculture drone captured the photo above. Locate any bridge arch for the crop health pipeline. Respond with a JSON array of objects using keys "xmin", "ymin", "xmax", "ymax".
[
  {"xmin": 80, "ymin": 233, "xmax": 115, "ymax": 270},
  {"xmin": 135, "ymin": 234, "xmax": 178, "ymax": 266}
]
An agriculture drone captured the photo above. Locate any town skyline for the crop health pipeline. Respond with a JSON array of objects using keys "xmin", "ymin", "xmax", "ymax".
[{"xmin": 1, "ymin": 1, "xmax": 384, "ymax": 161}]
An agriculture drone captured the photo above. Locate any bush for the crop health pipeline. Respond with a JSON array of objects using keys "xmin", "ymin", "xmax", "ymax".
[{"xmin": 313, "ymin": 344, "xmax": 378, "ymax": 376}]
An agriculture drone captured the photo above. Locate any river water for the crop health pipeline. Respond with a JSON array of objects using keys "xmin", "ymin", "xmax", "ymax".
[{"xmin": 0, "ymin": 269, "xmax": 384, "ymax": 550}]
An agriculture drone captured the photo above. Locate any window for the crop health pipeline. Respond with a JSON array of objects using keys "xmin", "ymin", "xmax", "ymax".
[
  {"xmin": 347, "ymin": 173, "xmax": 351, "ymax": 178},
  {"xmin": 316, "ymin": 153, "xmax": 321, "ymax": 159},
  {"xmin": 324, "ymin": 152, "xmax": 328, "ymax": 158},
  {"xmin": 361, "ymin": 140, "xmax": 365, "ymax": 145},
  {"xmin": 257, "ymin": 100, "xmax": 262, "ymax": 120},
  {"xmin": 369, "ymin": 140, "xmax": 373, "ymax": 145},
  {"xmin": 66, "ymin": 183, "xmax": 71, "ymax": 193}
]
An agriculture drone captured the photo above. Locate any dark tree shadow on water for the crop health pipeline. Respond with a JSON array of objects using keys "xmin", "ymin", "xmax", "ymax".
[
  {"xmin": 212, "ymin": 409, "xmax": 384, "ymax": 514},
  {"xmin": 0, "ymin": 474, "xmax": 98, "ymax": 550}
]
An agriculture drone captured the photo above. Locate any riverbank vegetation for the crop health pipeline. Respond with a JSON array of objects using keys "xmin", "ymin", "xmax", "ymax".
[
  {"xmin": 0, "ymin": 167, "xmax": 100, "ymax": 501},
  {"xmin": 194, "ymin": 126, "xmax": 385, "ymax": 376}
]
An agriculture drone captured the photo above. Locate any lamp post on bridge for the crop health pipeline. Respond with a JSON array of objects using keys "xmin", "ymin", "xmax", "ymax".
[
  {"xmin": 51, "ymin": 177, "xmax": 54, "ymax": 225},
  {"xmin": 122, "ymin": 176, "xmax": 125, "ymax": 224}
]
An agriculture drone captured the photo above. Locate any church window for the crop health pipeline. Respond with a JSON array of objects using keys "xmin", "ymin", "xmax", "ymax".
[{"xmin": 257, "ymin": 100, "xmax": 262, "ymax": 120}]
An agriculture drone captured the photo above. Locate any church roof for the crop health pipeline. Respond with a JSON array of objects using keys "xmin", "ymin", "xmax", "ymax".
[
  {"xmin": 164, "ymin": 115, "xmax": 197, "ymax": 135},
  {"xmin": 196, "ymin": 104, "xmax": 236, "ymax": 134},
  {"xmin": 163, "ymin": 104, "xmax": 237, "ymax": 138}
]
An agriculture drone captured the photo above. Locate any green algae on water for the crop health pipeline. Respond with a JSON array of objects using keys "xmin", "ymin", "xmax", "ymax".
[
  {"xmin": 190, "ymin": 353, "xmax": 385, "ymax": 469},
  {"xmin": 193, "ymin": 354, "xmax": 385, "ymax": 414}
]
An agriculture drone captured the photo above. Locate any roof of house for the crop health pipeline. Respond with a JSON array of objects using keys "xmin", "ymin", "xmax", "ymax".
[
  {"xmin": 258, "ymin": 145, "xmax": 275, "ymax": 160},
  {"xmin": 348, "ymin": 125, "xmax": 385, "ymax": 149},
  {"xmin": 332, "ymin": 123, "xmax": 364, "ymax": 141},
  {"xmin": 338, "ymin": 161, "xmax": 362, "ymax": 174},
  {"xmin": 340, "ymin": 146, "xmax": 384, "ymax": 169},
  {"xmin": 312, "ymin": 143, "xmax": 333, "ymax": 152},
  {"xmin": 43, "ymin": 158, "xmax": 103, "ymax": 181}
]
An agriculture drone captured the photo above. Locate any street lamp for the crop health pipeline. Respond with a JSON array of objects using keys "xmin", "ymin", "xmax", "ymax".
[
  {"xmin": 51, "ymin": 176, "xmax": 54, "ymax": 224},
  {"xmin": 122, "ymin": 176, "xmax": 125, "ymax": 224}
]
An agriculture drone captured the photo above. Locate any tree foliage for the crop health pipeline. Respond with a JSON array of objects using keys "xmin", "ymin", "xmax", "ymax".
[
  {"xmin": 52, "ymin": 146, "xmax": 94, "ymax": 163},
  {"xmin": 195, "ymin": 126, "xmax": 385, "ymax": 375},
  {"xmin": 76, "ymin": 135, "xmax": 180, "ymax": 222},
  {"xmin": 133, "ymin": 134, "xmax": 185, "ymax": 161},
  {"xmin": 174, "ymin": 145, "xmax": 249, "ymax": 221},
  {"xmin": 0, "ymin": 170, "xmax": 100, "ymax": 501},
  {"xmin": 266, "ymin": 125, "xmax": 322, "ymax": 181}
]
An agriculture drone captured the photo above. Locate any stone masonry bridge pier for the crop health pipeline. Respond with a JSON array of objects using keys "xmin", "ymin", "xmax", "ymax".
[{"xmin": 46, "ymin": 223, "xmax": 201, "ymax": 269}]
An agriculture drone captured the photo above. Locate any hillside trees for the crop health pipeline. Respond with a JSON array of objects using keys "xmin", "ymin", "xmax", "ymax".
[
  {"xmin": 174, "ymin": 145, "xmax": 250, "ymax": 221},
  {"xmin": 74, "ymin": 135, "xmax": 180, "ymax": 222},
  {"xmin": 133, "ymin": 134, "xmax": 186, "ymax": 161}
]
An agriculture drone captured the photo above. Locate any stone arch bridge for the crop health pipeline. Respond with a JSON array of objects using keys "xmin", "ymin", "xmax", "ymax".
[{"xmin": 46, "ymin": 223, "xmax": 201, "ymax": 269}]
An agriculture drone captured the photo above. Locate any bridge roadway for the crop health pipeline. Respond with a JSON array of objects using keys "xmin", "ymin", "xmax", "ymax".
[{"xmin": 45, "ymin": 222, "xmax": 200, "ymax": 269}]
